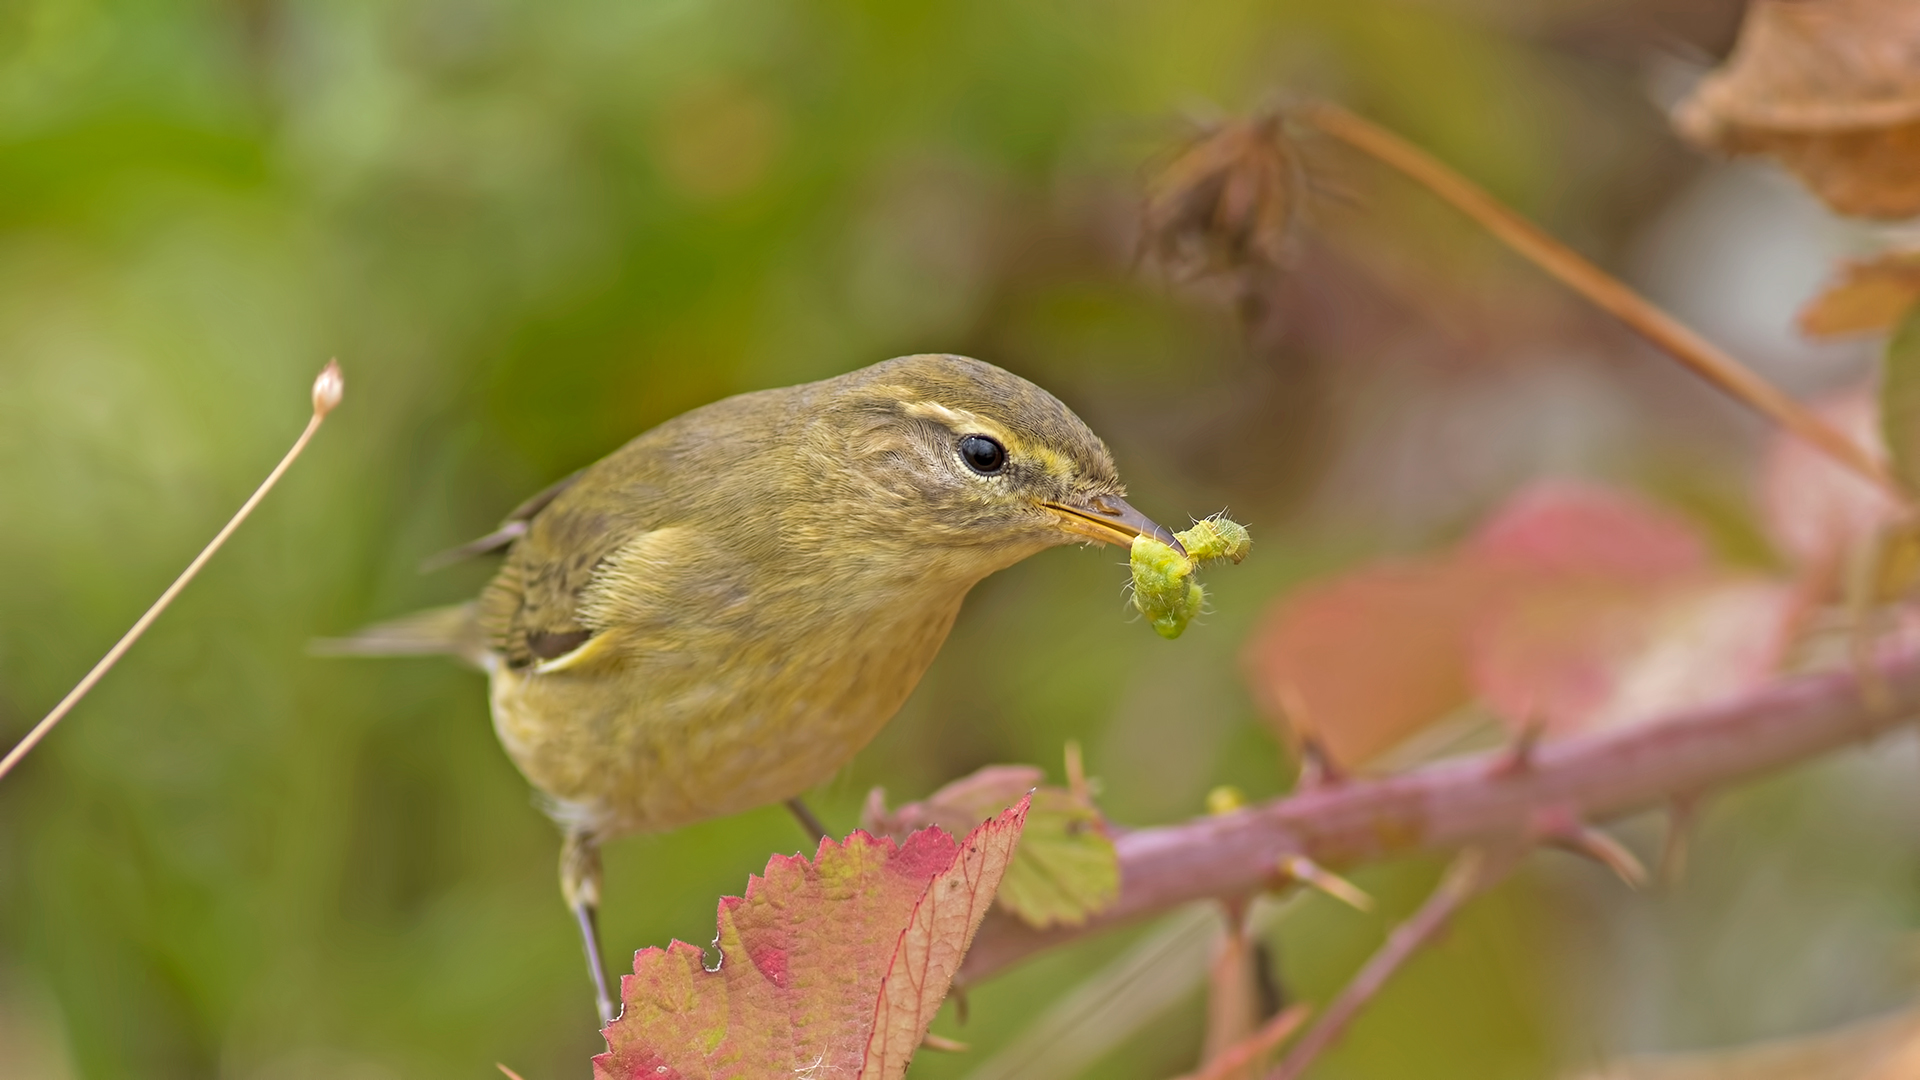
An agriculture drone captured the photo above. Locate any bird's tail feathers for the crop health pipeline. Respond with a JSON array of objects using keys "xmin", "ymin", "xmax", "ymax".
[{"xmin": 311, "ymin": 603, "xmax": 489, "ymax": 669}]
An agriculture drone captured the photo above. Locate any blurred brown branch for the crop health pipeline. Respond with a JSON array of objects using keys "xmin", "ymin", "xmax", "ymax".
[
  {"xmin": 959, "ymin": 647, "xmax": 1920, "ymax": 985},
  {"xmin": 1296, "ymin": 101, "xmax": 1910, "ymax": 508},
  {"xmin": 1174, "ymin": 1003, "xmax": 1312, "ymax": 1080}
]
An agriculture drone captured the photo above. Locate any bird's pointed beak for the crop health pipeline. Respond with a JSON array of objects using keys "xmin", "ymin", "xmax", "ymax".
[{"xmin": 1042, "ymin": 494, "xmax": 1185, "ymax": 555}]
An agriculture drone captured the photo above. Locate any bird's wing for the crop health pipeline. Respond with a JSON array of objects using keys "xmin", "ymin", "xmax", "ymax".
[
  {"xmin": 419, "ymin": 468, "xmax": 586, "ymax": 572},
  {"xmin": 474, "ymin": 474, "xmax": 665, "ymax": 670},
  {"xmin": 472, "ymin": 384, "xmax": 797, "ymax": 670}
]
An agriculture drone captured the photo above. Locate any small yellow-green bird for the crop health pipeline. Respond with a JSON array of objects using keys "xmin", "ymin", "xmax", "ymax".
[{"xmin": 333, "ymin": 354, "xmax": 1177, "ymax": 1022}]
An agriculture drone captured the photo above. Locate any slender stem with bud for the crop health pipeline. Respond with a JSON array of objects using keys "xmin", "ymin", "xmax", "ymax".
[{"xmin": 0, "ymin": 361, "xmax": 344, "ymax": 782}]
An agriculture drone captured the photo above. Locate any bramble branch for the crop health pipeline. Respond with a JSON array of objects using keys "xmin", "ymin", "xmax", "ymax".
[{"xmin": 959, "ymin": 648, "xmax": 1920, "ymax": 984}]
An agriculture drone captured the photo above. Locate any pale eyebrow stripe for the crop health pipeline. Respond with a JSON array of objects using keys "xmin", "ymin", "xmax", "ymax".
[{"xmin": 901, "ymin": 400, "xmax": 981, "ymax": 427}]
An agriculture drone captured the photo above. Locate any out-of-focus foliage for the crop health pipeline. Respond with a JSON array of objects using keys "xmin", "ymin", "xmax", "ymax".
[
  {"xmin": 1577, "ymin": 1000, "xmax": 1920, "ymax": 1080},
  {"xmin": 7, "ymin": 0, "xmax": 1918, "ymax": 1078},
  {"xmin": 1244, "ymin": 480, "xmax": 1802, "ymax": 759}
]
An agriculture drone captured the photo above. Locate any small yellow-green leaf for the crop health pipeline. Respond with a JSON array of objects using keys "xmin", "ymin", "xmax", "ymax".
[
  {"xmin": 993, "ymin": 787, "xmax": 1120, "ymax": 929},
  {"xmin": 867, "ymin": 765, "xmax": 1120, "ymax": 930}
]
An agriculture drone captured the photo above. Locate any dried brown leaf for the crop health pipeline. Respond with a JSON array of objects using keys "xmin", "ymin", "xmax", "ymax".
[
  {"xmin": 1801, "ymin": 250, "xmax": 1920, "ymax": 338},
  {"xmin": 1675, "ymin": 0, "xmax": 1920, "ymax": 218}
]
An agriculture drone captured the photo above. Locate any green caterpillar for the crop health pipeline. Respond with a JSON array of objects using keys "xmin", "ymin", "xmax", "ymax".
[{"xmin": 1130, "ymin": 514, "xmax": 1251, "ymax": 639}]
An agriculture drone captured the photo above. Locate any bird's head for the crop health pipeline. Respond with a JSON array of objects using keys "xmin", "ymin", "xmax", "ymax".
[{"xmin": 801, "ymin": 354, "xmax": 1179, "ymax": 576}]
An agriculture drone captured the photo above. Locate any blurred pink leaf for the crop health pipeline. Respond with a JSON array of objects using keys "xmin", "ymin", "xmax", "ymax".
[
  {"xmin": 1243, "ymin": 557, "xmax": 1496, "ymax": 767},
  {"xmin": 1462, "ymin": 480, "xmax": 1707, "ymax": 582},
  {"xmin": 1760, "ymin": 389, "xmax": 1900, "ymax": 569},
  {"xmin": 1472, "ymin": 579, "xmax": 1801, "ymax": 735},
  {"xmin": 595, "ymin": 797, "xmax": 1029, "ymax": 1080},
  {"xmin": 1246, "ymin": 481, "xmax": 1787, "ymax": 764}
]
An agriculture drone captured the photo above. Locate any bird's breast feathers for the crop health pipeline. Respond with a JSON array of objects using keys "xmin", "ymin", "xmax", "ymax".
[{"xmin": 486, "ymin": 522, "xmax": 972, "ymax": 834}]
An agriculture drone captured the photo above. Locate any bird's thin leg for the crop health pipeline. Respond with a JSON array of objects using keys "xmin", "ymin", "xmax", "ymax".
[
  {"xmin": 785, "ymin": 797, "xmax": 829, "ymax": 842},
  {"xmin": 573, "ymin": 900, "xmax": 614, "ymax": 1025},
  {"xmin": 561, "ymin": 829, "xmax": 615, "ymax": 1026}
]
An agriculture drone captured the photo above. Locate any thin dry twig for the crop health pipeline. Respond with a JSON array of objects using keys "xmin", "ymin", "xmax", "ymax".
[
  {"xmin": 1297, "ymin": 100, "xmax": 1909, "ymax": 508},
  {"xmin": 1275, "ymin": 854, "xmax": 1374, "ymax": 912},
  {"xmin": 1202, "ymin": 898, "xmax": 1261, "ymax": 1077},
  {"xmin": 1267, "ymin": 849, "xmax": 1512, "ymax": 1080},
  {"xmin": 1540, "ymin": 820, "xmax": 1648, "ymax": 890},
  {"xmin": 1175, "ymin": 1004, "xmax": 1312, "ymax": 1080},
  {"xmin": 0, "ymin": 361, "xmax": 344, "ymax": 782},
  {"xmin": 1659, "ymin": 794, "xmax": 1700, "ymax": 887}
]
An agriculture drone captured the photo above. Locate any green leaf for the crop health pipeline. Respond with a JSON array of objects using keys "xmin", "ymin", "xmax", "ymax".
[
  {"xmin": 1877, "ymin": 300, "xmax": 1920, "ymax": 492},
  {"xmin": 867, "ymin": 765, "xmax": 1119, "ymax": 930}
]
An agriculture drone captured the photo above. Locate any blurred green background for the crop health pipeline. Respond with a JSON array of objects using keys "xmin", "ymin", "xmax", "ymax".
[{"xmin": 4, "ymin": 0, "xmax": 1917, "ymax": 1077}]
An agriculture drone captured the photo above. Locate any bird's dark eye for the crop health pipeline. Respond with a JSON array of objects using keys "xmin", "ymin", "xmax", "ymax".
[{"xmin": 958, "ymin": 434, "xmax": 1007, "ymax": 475}]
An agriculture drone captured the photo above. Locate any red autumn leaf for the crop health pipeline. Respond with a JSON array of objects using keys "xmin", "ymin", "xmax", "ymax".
[
  {"xmin": 595, "ymin": 797, "xmax": 1029, "ymax": 1080},
  {"xmin": 1461, "ymin": 486, "xmax": 1797, "ymax": 734}
]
